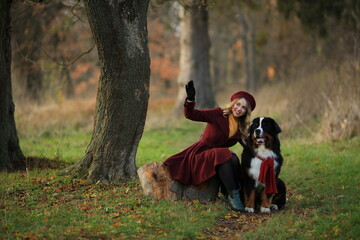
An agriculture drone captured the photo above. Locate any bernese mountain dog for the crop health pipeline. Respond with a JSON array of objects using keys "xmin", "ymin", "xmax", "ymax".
[{"xmin": 241, "ymin": 117, "xmax": 287, "ymax": 213}]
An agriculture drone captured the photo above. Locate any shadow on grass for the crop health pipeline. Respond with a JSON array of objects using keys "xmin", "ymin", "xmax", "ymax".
[
  {"xmin": 16, "ymin": 157, "xmax": 72, "ymax": 170},
  {"xmin": 199, "ymin": 188, "xmax": 297, "ymax": 239}
]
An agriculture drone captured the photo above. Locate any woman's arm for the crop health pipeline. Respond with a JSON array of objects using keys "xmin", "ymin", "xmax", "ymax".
[{"xmin": 184, "ymin": 100, "xmax": 222, "ymax": 122}]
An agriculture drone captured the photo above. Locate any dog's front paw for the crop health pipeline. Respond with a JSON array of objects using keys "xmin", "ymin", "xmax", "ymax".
[
  {"xmin": 245, "ymin": 207, "xmax": 254, "ymax": 213},
  {"xmin": 270, "ymin": 204, "xmax": 279, "ymax": 210},
  {"xmin": 260, "ymin": 207, "xmax": 271, "ymax": 213}
]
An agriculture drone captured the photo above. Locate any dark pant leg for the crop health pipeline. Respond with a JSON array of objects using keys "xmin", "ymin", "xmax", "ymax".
[
  {"xmin": 216, "ymin": 155, "xmax": 240, "ymax": 196},
  {"xmin": 230, "ymin": 152, "xmax": 241, "ymax": 184}
]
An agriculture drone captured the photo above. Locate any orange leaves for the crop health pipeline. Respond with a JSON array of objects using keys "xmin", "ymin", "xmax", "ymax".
[
  {"xmin": 224, "ymin": 213, "xmax": 238, "ymax": 219},
  {"xmin": 148, "ymin": 17, "xmax": 179, "ymax": 89},
  {"xmin": 111, "ymin": 222, "xmax": 123, "ymax": 227},
  {"xmin": 79, "ymin": 202, "xmax": 94, "ymax": 212},
  {"xmin": 24, "ymin": 233, "xmax": 39, "ymax": 240},
  {"xmin": 202, "ymin": 211, "xmax": 272, "ymax": 239},
  {"xmin": 150, "ymin": 57, "xmax": 179, "ymax": 81},
  {"xmin": 79, "ymin": 179, "xmax": 89, "ymax": 186},
  {"xmin": 189, "ymin": 217, "xmax": 198, "ymax": 222}
]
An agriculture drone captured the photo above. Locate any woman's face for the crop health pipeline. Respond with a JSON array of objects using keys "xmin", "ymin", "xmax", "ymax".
[{"xmin": 232, "ymin": 98, "xmax": 247, "ymax": 117}]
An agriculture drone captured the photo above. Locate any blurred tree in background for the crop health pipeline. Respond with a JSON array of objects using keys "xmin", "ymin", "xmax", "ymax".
[
  {"xmin": 11, "ymin": 0, "xmax": 97, "ymax": 102},
  {"xmin": 9, "ymin": 0, "xmax": 359, "ymax": 104},
  {"xmin": 11, "ymin": 1, "xmax": 65, "ymax": 101},
  {"xmin": 277, "ymin": 0, "xmax": 360, "ymax": 37},
  {"xmin": 174, "ymin": 0, "xmax": 216, "ymax": 110},
  {"xmin": 148, "ymin": 1, "xmax": 180, "ymax": 93}
]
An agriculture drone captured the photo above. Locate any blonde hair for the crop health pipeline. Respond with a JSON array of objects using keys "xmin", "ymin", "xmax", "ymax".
[{"xmin": 223, "ymin": 98, "xmax": 252, "ymax": 139}]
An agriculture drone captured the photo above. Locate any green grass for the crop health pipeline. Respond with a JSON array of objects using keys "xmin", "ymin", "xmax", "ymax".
[
  {"xmin": 1, "ymin": 174, "xmax": 225, "ymax": 239},
  {"xmin": 1, "ymin": 121, "xmax": 359, "ymax": 239},
  {"xmin": 1, "ymin": 121, "xmax": 227, "ymax": 240}
]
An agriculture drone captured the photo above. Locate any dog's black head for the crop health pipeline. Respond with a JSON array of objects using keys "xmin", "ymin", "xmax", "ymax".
[{"xmin": 247, "ymin": 117, "xmax": 281, "ymax": 151}]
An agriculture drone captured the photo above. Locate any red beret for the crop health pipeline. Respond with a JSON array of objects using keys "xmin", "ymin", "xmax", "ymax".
[{"xmin": 230, "ymin": 91, "xmax": 256, "ymax": 111}]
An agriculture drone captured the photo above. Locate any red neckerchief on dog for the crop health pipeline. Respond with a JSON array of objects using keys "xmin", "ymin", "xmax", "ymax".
[{"xmin": 257, "ymin": 156, "xmax": 278, "ymax": 194}]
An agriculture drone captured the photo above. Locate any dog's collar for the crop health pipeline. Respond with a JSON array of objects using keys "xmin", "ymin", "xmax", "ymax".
[{"xmin": 257, "ymin": 155, "xmax": 274, "ymax": 161}]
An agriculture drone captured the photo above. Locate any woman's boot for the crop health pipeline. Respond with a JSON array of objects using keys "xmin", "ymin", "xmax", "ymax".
[{"xmin": 228, "ymin": 189, "xmax": 245, "ymax": 211}]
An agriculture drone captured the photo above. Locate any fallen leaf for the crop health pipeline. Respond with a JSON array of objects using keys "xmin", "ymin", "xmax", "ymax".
[
  {"xmin": 111, "ymin": 222, "xmax": 123, "ymax": 227},
  {"xmin": 189, "ymin": 217, "xmax": 197, "ymax": 222},
  {"xmin": 224, "ymin": 213, "xmax": 238, "ymax": 219},
  {"xmin": 79, "ymin": 180, "xmax": 89, "ymax": 185},
  {"xmin": 332, "ymin": 225, "xmax": 340, "ymax": 235}
]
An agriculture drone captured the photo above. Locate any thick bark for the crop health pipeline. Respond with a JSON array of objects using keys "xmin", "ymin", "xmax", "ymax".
[
  {"xmin": 63, "ymin": 0, "xmax": 150, "ymax": 183},
  {"xmin": 174, "ymin": 0, "xmax": 216, "ymax": 111},
  {"xmin": 0, "ymin": 0, "xmax": 25, "ymax": 171}
]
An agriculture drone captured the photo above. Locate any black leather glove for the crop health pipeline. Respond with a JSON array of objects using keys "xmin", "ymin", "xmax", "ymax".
[{"xmin": 185, "ymin": 80, "xmax": 196, "ymax": 101}]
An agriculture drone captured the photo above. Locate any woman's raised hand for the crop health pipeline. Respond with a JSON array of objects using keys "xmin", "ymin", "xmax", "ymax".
[{"xmin": 185, "ymin": 80, "xmax": 196, "ymax": 101}]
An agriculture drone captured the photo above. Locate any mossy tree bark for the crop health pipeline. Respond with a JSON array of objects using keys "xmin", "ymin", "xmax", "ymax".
[
  {"xmin": 0, "ymin": 0, "xmax": 25, "ymax": 171},
  {"xmin": 63, "ymin": 0, "xmax": 150, "ymax": 183}
]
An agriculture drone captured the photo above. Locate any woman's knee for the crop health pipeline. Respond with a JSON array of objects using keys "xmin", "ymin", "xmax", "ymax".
[{"xmin": 230, "ymin": 152, "xmax": 240, "ymax": 166}]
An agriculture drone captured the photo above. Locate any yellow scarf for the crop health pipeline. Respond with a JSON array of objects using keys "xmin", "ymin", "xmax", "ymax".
[{"xmin": 228, "ymin": 114, "xmax": 239, "ymax": 138}]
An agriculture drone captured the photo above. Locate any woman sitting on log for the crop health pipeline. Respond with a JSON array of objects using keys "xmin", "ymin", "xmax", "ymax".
[{"xmin": 164, "ymin": 80, "xmax": 256, "ymax": 211}]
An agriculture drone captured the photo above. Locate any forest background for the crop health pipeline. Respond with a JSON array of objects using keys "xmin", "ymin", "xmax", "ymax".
[
  {"xmin": 11, "ymin": 0, "xmax": 359, "ymax": 142},
  {"xmin": 1, "ymin": 0, "xmax": 359, "ymax": 239}
]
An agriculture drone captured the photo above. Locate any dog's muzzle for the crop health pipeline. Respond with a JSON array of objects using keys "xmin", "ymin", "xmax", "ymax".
[{"xmin": 254, "ymin": 129, "xmax": 266, "ymax": 144}]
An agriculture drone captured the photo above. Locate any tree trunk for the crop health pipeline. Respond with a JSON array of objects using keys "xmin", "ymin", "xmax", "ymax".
[
  {"xmin": 239, "ymin": 10, "xmax": 257, "ymax": 92},
  {"xmin": 0, "ymin": 0, "xmax": 25, "ymax": 171},
  {"xmin": 174, "ymin": 0, "xmax": 216, "ymax": 111},
  {"xmin": 25, "ymin": 60, "xmax": 43, "ymax": 100},
  {"xmin": 210, "ymin": 17, "xmax": 229, "ymax": 94},
  {"xmin": 11, "ymin": 2, "xmax": 48, "ymax": 102},
  {"xmin": 60, "ymin": 57, "xmax": 74, "ymax": 98},
  {"xmin": 63, "ymin": 0, "xmax": 150, "ymax": 183}
]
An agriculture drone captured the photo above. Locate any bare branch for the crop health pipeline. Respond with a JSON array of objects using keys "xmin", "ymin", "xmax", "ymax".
[
  {"xmin": 14, "ymin": 37, "xmax": 96, "ymax": 69},
  {"xmin": 39, "ymin": 43, "xmax": 96, "ymax": 68},
  {"xmin": 13, "ymin": 39, "xmax": 47, "ymax": 71},
  {"xmin": 67, "ymin": 0, "xmax": 86, "ymax": 23}
]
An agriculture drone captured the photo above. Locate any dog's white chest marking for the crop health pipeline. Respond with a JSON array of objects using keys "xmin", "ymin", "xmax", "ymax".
[
  {"xmin": 248, "ymin": 145, "xmax": 278, "ymax": 187},
  {"xmin": 249, "ymin": 158, "xmax": 263, "ymax": 187}
]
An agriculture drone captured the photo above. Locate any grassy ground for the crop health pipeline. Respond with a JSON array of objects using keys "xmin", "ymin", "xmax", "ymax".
[{"xmin": 1, "ymin": 120, "xmax": 359, "ymax": 239}]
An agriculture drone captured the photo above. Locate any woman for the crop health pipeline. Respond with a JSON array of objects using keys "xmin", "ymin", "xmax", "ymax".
[{"xmin": 164, "ymin": 81, "xmax": 256, "ymax": 211}]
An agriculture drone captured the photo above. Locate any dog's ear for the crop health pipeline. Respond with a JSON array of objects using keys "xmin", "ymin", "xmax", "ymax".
[
  {"xmin": 248, "ymin": 124, "xmax": 254, "ymax": 135},
  {"xmin": 271, "ymin": 118, "xmax": 282, "ymax": 135},
  {"xmin": 245, "ymin": 135, "xmax": 252, "ymax": 147},
  {"xmin": 249, "ymin": 118, "xmax": 258, "ymax": 132},
  {"xmin": 243, "ymin": 136, "xmax": 255, "ymax": 157}
]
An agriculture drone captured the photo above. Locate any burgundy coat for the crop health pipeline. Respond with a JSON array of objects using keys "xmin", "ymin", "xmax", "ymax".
[{"xmin": 164, "ymin": 100, "xmax": 244, "ymax": 185}]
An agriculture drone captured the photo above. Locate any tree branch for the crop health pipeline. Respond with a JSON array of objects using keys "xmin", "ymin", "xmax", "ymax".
[{"xmin": 39, "ymin": 43, "xmax": 96, "ymax": 68}]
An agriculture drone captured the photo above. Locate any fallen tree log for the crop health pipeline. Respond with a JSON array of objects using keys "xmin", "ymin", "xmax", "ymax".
[{"xmin": 137, "ymin": 161, "xmax": 220, "ymax": 201}]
